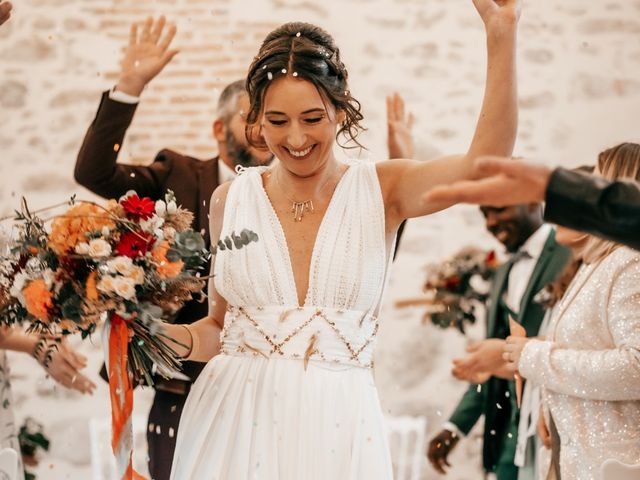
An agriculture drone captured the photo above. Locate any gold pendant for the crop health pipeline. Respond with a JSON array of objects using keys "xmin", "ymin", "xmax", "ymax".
[{"xmin": 291, "ymin": 200, "xmax": 314, "ymax": 222}]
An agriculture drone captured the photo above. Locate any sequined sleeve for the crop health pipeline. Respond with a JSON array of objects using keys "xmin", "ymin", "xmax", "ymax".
[{"xmin": 519, "ymin": 255, "xmax": 640, "ymax": 401}]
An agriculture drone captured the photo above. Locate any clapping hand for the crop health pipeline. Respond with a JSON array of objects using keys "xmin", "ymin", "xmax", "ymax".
[
  {"xmin": 35, "ymin": 337, "xmax": 96, "ymax": 395},
  {"xmin": 503, "ymin": 334, "xmax": 530, "ymax": 375},
  {"xmin": 116, "ymin": 16, "xmax": 179, "ymax": 96},
  {"xmin": 452, "ymin": 338, "xmax": 506, "ymax": 384},
  {"xmin": 0, "ymin": 1, "xmax": 12, "ymax": 27},
  {"xmin": 386, "ymin": 92, "xmax": 415, "ymax": 160}
]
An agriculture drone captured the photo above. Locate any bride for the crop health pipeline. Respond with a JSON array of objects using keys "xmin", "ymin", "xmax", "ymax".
[{"xmin": 162, "ymin": 1, "xmax": 521, "ymax": 478}]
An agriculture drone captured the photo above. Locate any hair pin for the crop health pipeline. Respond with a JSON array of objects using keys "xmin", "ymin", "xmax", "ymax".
[{"xmin": 267, "ymin": 72, "xmax": 273, "ymax": 81}]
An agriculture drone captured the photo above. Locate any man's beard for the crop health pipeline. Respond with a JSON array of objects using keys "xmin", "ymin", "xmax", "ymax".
[{"xmin": 225, "ymin": 130, "xmax": 264, "ymax": 168}]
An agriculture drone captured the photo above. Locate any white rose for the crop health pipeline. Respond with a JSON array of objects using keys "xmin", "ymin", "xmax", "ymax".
[
  {"xmin": 88, "ymin": 239, "xmax": 112, "ymax": 258},
  {"xmin": 154, "ymin": 228, "xmax": 164, "ymax": 242},
  {"xmin": 101, "ymin": 226, "xmax": 110, "ymax": 237},
  {"xmin": 75, "ymin": 242, "xmax": 90, "ymax": 255},
  {"xmin": 113, "ymin": 277, "xmax": 137, "ymax": 301},
  {"xmin": 167, "ymin": 201, "xmax": 177, "ymax": 215},
  {"xmin": 9, "ymin": 271, "xmax": 29, "ymax": 305},
  {"xmin": 129, "ymin": 266, "xmax": 145, "ymax": 285},
  {"xmin": 107, "ymin": 256, "xmax": 133, "ymax": 275},
  {"xmin": 140, "ymin": 215, "xmax": 164, "ymax": 233},
  {"xmin": 155, "ymin": 200, "xmax": 167, "ymax": 217},
  {"xmin": 97, "ymin": 275, "xmax": 116, "ymax": 294}
]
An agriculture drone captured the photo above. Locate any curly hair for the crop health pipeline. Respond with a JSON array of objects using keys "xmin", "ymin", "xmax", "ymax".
[{"xmin": 245, "ymin": 22, "xmax": 365, "ymax": 150}]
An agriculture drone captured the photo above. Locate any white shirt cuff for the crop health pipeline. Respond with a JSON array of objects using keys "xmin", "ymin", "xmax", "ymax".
[
  {"xmin": 109, "ymin": 87, "xmax": 140, "ymax": 104},
  {"xmin": 442, "ymin": 421, "xmax": 465, "ymax": 439}
]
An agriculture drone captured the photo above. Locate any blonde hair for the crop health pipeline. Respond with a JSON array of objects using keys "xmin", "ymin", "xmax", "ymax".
[{"xmin": 582, "ymin": 142, "xmax": 640, "ymax": 263}]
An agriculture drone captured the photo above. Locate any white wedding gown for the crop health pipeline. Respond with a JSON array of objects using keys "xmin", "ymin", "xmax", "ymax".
[{"xmin": 171, "ymin": 161, "xmax": 395, "ymax": 480}]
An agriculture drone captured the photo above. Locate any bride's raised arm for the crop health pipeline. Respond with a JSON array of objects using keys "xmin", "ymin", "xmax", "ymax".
[{"xmin": 379, "ymin": 0, "xmax": 521, "ymax": 224}]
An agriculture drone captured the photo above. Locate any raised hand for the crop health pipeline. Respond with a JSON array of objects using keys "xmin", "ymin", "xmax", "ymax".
[
  {"xmin": 427, "ymin": 429, "xmax": 460, "ymax": 474},
  {"xmin": 472, "ymin": 0, "xmax": 522, "ymax": 32},
  {"xmin": 0, "ymin": 1, "xmax": 12, "ymax": 27},
  {"xmin": 116, "ymin": 16, "xmax": 179, "ymax": 96},
  {"xmin": 422, "ymin": 156, "xmax": 551, "ymax": 207},
  {"xmin": 386, "ymin": 92, "xmax": 415, "ymax": 159},
  {"xmin": 36, "ymin": 338, "xmax": 96, "ymax": 395}
]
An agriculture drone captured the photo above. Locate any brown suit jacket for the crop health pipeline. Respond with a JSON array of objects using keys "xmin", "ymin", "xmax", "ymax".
[{"xmin": 75, "ymin": 91, "xmax": 221, "ymax": 383}]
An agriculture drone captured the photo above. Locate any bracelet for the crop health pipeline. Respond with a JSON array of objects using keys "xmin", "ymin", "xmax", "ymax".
[{"xmin": 180, "ymin": 325, "xmax": 194, "ymax": 360}]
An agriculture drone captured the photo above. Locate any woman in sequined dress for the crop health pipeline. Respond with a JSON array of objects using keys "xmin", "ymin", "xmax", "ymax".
[
  {"xmin": 161, "ymin": 1, "xmax": 522, "ymax": 478},
  {"xmin": 505, "ymin": 143, "xmax": 640, "ymax": 480}
]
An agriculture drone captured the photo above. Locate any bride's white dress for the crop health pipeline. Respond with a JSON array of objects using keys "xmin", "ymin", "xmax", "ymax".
[{"xmin": 171, "ymin": 161, "xmax": 395, "ymax": 480}]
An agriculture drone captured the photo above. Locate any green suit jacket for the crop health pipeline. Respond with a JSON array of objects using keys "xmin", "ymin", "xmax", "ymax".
[{"xmin": 448, "ymin": 229, "xmax": 571, "ymax": 472}]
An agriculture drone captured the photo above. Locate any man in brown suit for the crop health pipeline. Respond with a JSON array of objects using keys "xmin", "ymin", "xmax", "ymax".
[{"xmin": 73, "ymin": 17, "xmax": 272, "ymax": 480}]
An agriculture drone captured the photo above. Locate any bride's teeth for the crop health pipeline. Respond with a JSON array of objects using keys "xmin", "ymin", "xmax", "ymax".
[{"xmin": 289, "ymin": 146, "xmax": 313, "ymax": 157}]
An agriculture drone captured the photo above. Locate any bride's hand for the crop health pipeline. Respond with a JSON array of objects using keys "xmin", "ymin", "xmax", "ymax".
[{"xmin": 472, "ymin": 0, "xmax": 522, "ymax": 33}]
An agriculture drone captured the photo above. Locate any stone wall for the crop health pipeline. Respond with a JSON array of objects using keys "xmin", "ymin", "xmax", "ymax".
[{"xmin": 2, "ymin": 0, "xmax": 640, "ymax": 478}]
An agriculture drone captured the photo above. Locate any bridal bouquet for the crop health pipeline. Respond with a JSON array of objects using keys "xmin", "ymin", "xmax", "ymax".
[
  {"xmin": 0, "ymin": 191, "xmax": 257, "ymax": 480},
  {"xmin": 0, "ymin": 190, "xmax": 211, "ymax": 383},
  {"xmin": 421, "ymin": 247, "xmax": 498, "ymax": 333}
]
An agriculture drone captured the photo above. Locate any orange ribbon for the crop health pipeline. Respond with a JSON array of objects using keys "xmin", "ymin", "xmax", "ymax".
[{"xmin": 109, "ymin": 314, "xmax": 146, "ymax": 480}]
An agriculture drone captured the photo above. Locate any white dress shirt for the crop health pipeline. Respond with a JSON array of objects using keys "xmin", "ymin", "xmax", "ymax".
[{"xmin": 505, "ymin": 224, "xmax": 552, "ymax": 313}]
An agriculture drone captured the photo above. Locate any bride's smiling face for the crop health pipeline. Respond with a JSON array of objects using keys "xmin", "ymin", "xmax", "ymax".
[{"xmin": 260, "ymin": 76, "xmax": 344, "ymax": 177}]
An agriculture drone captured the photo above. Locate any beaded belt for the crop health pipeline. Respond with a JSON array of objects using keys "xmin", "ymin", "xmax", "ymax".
[{"xmin": 219, "ymin": 305, "xmax": 379, "ymax": 369}]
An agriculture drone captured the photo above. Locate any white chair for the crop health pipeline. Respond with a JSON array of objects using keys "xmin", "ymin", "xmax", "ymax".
[
  {"xmin": 385, "ymin": 415, "xmax": 427, "ymax": 480},
  {"xmin": 600, "ymin": 459, "xmax": 640, "ymax": 480},
  {"xmin": 89, "ymin": 414, "xmax": 149, "ymax": 480},
  {"xmin": 0, "ymin": 448, "xmax": 19, "ymax": 480}
]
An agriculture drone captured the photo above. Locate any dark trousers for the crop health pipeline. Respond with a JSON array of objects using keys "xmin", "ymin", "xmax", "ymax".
[
  {"xmin": 495, "ymin": 462, "xmax": 519, "ymax": 480},
  {"xmin": 146, "ymin": 390, "xmax": 188, "ymax": 480}
]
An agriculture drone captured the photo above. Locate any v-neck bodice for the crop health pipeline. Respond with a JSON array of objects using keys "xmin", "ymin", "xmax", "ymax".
[{"xmin": 214, "ymin": 161, "xmax": 390, "ymax": 314}]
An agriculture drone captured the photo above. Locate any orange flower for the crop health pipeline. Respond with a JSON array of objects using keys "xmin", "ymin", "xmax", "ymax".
[
  {"xmin": 152, "ymin": 241, "xmax": 184, "ymax": 279},
  {"xmin": 49, "ymin": 201, "xmax": 116, "ymax": 255},
  {"xmin": 23, "ymin": 279, "xmax": 53, "ymax": 322},
  {"xmin": 86, "ymin": 271, "xmax": 99, "ymax": 301}
]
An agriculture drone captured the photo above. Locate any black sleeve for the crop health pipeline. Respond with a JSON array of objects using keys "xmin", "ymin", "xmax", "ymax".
[{"xmin": 544, "ymin": 168, "xmax": 640, "ymax": 250}]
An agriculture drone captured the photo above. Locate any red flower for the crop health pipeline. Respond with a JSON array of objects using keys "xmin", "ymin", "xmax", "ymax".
[
  {"xmin": 121, "ymin": 195, "xmax": 155, "ymax": 221},
  {"xmin": 115, "ymin": 231, "xmax": 156, "ymax": 258},
  {"xmin": 486, "ymin": 250, "xmax": 498, "ymax": 268}
]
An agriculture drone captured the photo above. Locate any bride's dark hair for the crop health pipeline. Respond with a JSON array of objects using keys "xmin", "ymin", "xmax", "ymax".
[{"xmin": 245, "ymin": 22, "xmax": 365, "ymax": 150}]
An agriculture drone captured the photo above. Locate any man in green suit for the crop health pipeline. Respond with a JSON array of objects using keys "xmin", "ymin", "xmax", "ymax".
[{"xmin": 427, "ymin": 203, "xmax": 571, "ymax": 479}]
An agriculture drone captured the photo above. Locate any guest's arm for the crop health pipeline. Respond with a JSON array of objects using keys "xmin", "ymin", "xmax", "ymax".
[
  {"xmin": 516, "ymin": 254, "xmax": 640, "ymax": 401},
  {"xmin": 422, "ymin": 158, "xmax": 640, "ymax": 250},
  {"xmin": 74, "ymin": 16, "xmax": 180, "ymax": 199},
  {"xmin": 386, "ymin": 92, "xmax": 414, "ymax": 258},
  {"xmin": 0, "ymin": 327, "xmax": 96, "ymax": 394},
  {"xmin": 544, "ymin": 168, "xmax": 640, "ymax": 250}
]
